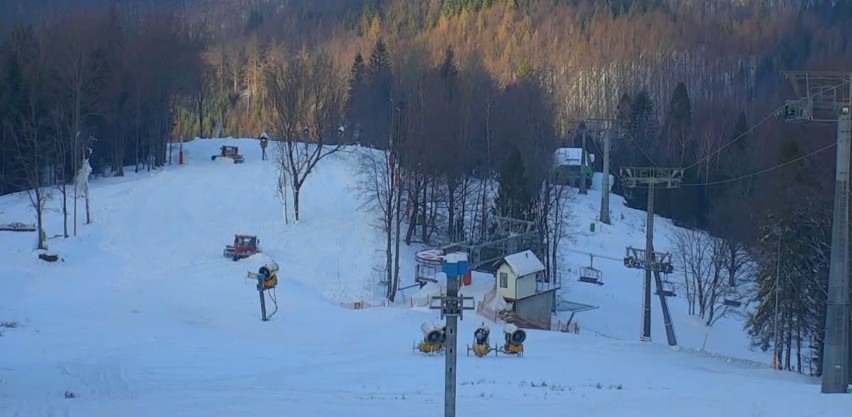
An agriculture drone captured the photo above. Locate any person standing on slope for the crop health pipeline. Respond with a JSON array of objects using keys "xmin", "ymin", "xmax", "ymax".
[{"xmin": 260, "ymin": 132, "xmax": 269, "ymax": 161}]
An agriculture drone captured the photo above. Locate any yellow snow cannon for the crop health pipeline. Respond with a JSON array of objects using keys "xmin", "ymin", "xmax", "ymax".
[
  {"xmin": 258, "ymin": 262, "xmax": 279, "ymax": 289},
  {"xmin": 247, "ymin": 261, "xmax": 280, "ymax": 321},
  {"xmin": 466, "ymin": 323, "xmax": 496, "ymax": 357},
  {"xmin": 498, "ymin": 323, "xmax": 525, "ymax": 356},
  {"xmin": 413, "ymin": 320, "xmax": 446, "ymax": 354}
]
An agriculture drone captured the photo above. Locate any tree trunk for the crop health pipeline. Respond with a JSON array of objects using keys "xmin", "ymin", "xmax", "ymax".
[
  {"xmin": 459, "ymin": 177, "xmax": 470, "ymax": 241},
  {"xmin": 479, "ymin": 176, "xmax": 489, "ymax": 240},
  {"xmin": 393, "ymin": 166, "xmax": 403, "ymax": 302},
  {"xmin": 685, "ymin": 269, "xmax": 693, "ymax": 315},
  {"xmin": 84, "ymin": 180, "xmax": 91, "ymax": 224},
  {"xmin": 728, "ymin": 243, "xmax": 738, "ymax": 287},
  {"xmin": 293, "ymin": 185, "xmax": 301, "ymax": 223},
  {"xmin": 135, "ymin": 112, "xmax": 141, "ymax": 174},
  {"xmin": 198, "ymin": 88, "xmax": 205, "ymax": 138},
  {"xmin": 796, "ymin": 319, "xmax": 802, "ymax": 373},
  {"xmin": 36, "ymin": 189, "xmax": 45, "ymax": 250},
  {"xmin": 385, "ymin": 163, "xmax": 395, "ymax": 302},
  {"xmin": 404, "ymin": 176, "xmax": 420, "ymax": 245},
  {"xmin": 61, "ymin": 182, "xmax": 68, "ymax": 238},
  {"xmin": 447, "ymin": 178, "xmax": 457, "ymax": 240},
  {"xmin": 420, "ymin": 178, "xmax": 428, "ymax": 243},
  {"xmin": 784, "ymin": 312, "xmax": 792, "ymax": 371}
]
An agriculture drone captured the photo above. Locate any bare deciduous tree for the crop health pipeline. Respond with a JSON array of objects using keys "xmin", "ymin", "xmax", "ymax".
[
  {"xmin": 50, "ymin": 110, "xmax": 71, "ymax": 238},
  {"xmin": 674, "ymin": 228, "xmax": 746, "ymax": 326},
  {"xmin": 267, "ymin": 50, "xmax": 347, "ymax": 222},
  {"xmin": 536, "ymin": 177, "xmax": 576, "ymax": 285},
  {"xmin": 4, "ymin": 27, "xmax": 53, "ymax": 250},
  {"xmin": 355, "ymin": 147, "xmax": 403, "ymax": 301}
]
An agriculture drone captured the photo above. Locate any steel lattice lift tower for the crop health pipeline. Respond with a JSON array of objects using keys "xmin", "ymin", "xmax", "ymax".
[
  {"xmin": 782, "ymin": 70, "xmax": 852, "ymax": 393},
  {"xmin": 620, "ymin": 167, "xmax": 681, "ymax": 346}
]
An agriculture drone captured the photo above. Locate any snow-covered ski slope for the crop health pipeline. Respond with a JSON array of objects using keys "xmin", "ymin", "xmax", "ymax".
[{"xmin": 1, "ymin": 138, "xmax": 848, "ymax": 417}]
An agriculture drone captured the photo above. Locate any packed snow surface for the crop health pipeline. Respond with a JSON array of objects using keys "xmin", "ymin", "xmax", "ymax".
[{"xmin": 0, "ymin": 138, "xmax": 848, "ymax": 417}]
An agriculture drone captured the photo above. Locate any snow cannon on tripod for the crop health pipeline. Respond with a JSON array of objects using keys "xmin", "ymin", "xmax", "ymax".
[
  {"xmin": 413, "ymin": 319, "xmax": 446, "ymax": 355},
  {"xmin": 466, "ymin": 323, "xmax": 496, "ymax": 357},
  {"xmin": 497, "ymin": 323, "xmax": 525, "ymax": 356},
  {"xmin": 247, "ymin": 261, "xmax": 279, "ymax": 321}
]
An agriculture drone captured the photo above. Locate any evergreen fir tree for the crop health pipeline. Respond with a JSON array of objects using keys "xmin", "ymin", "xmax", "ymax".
[
  {"xmin": 745, "ymin": 139, "xmax": 830, "ymax": 372},
  {"xmin": 359, "ymin": 39, "xmax": 392, "ymax": 147},
  {"xmin": 345, "ymin": 52, "xmax": 366, "ymax": 129},
  {"xmin": 367, "ymin": 39, "xmax": 391, "ymax": 84},
  {"xmin": 660, "ymin": 82, "xmax": 699, "ymax": 227},
  {"xmin": 348, "ymin": 52, "xmax": 366, "ymax": 97},
  {"xmin": 439, "ymin": 45, "xmax": 457, "ymax": 98},
  {"xmin": 623, "ymin": 90, "xmax": 654, "ymax": 210},
  {"xmin": 495, "ymin": 146, "xmax": 533, "ymax": 220}
]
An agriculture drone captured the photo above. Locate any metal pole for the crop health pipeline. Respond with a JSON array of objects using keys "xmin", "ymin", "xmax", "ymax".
[
  {"xmin": 429, "ymin": 255, "xmax": 474, "ymax": 417},
  {"xmin": 580, "ymin": 126, "xmax": 587, "ymax": 195},
  {"xmin": 774, "ymin": 230, "xmax": 781, "ymax": 370},
  {"xmin": 847, "ymin": 80, "xmax": 852, "ymax": 388},
  {"xmin": 444, "ymin": 273, "xmax": 459, "ymax": 417},
  {"xmin": 822, "ymin": 110, "xmax": 851, "ymax": 393},
  {"xmin": 642, "ymin": 183, "xmax": 654, "ymax": 342},
  {"xmin": 600, "ymin": 130, "xmax": 611, "ymax": 224},
  {"xmin": 653, "ymin": 268, "xmax": 677, "ymax": 346},
  {"xmin": 73, "ymin": 133, "xmax": 79, "ymax": 237},
  {"xmin": 257, "ymin": 274, "xmax": 268, "ymax": 321}
]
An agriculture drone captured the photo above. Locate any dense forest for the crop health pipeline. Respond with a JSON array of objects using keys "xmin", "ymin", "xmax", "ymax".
[{"xmin": 2, "ymin": 0, "xmax": 851, "ymax": 376}]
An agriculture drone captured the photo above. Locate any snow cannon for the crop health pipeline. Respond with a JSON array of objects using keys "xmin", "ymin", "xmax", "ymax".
[
  {"xmin": 466, "ymin": 323, "xmax": 496, "ymax": 357},
  {"xmin": 257, "ymin": 262, "xmax": 279, "ymax": 289},
  {"xmin": 246, "ymin": 259, "xmax": 280, "ymax": 322},
  {"xmin": 498, "ymin": 323, "xmax": 525, "ymax": 356},
  {"xmin": 414, "ymin": 320, "xmax": 446, "ymax": 354}
]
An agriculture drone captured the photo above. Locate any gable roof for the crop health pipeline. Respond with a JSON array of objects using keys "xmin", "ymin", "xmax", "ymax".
[
  {"xmin": 502, "ymin": 250, "xmax": 545, "ymax": 277},
  {"xmin": 553, "ymin": 148, "xmax": 595, "ymax": 167}
]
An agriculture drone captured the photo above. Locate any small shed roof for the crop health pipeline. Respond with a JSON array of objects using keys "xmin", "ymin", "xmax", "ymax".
[
  {"xmin": 553, "ymin": 148, "xmax": 595, "ymax": 167},
  {"xmin": 502, "ymin": 250, "xmax": 545, "ymax": 277}
]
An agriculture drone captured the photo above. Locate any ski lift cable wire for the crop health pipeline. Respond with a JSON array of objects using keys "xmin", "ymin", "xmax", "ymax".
[
  {"xmin": 681, "ymin": 142, "xmax": 836, "ymax": 187},
  {"xmin": 683, "ymin": 78, "xmax": 851, "ymax": 173}
]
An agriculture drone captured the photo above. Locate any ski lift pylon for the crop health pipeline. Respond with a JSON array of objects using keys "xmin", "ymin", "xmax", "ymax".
[{"xmin": 578, "ymin": 254, "xmax": 604, "ymax": 286}]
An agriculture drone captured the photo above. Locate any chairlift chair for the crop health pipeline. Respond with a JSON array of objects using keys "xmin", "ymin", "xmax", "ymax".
[
  {"xmin": 723, "ymin": 298, "xmax": 742, "ymax": 307},
  {"xmin": 578, "ymin": 254, "xmax": 604, "ymax": 285},
  {"xmin": 655, "ymin": 276, "xmax": 676, "ymax": 297}
]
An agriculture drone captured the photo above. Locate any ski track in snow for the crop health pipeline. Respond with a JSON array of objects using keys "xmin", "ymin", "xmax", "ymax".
[{"xmin": 0, "ymin": 138, "xmax": 849, "ymax": 417}]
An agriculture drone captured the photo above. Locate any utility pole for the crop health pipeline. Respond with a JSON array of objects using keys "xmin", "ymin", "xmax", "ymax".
[
  {"xmin": 773, "ymin": 227, "xmax": 782, "ymax": 370},
  {"xmin": 600, "ymin": 129, "xmax": 612, "ymax": 224},
  {"xmin": 579, "ymin": 123, "xmax": 588, "ymax": 195},
  {"xmin": 73, "ymin": 131, "xmax": 80, "ymax": 237},
  {"xmin": 430, "ymin": 252, "xmax": 475, "ymax": 417},
  {"xmin": 589, "ymin": 118, "xmax": 627, "ymax": 224},
  {"xmin": 782, "ymin": 71, "xmax": 851, "ymax": 393},
  {"xmin": 569, "ymin": 118, "xmax": 626, "ymax": 225},
  {"xmin": 620, "ymin": 167, "xmax": 682, "ymax": 346}
]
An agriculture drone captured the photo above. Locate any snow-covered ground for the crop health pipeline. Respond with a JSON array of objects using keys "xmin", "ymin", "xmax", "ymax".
[{"xmin": 1, "ymin": 138, "xmax": 848, "ymax": 417}]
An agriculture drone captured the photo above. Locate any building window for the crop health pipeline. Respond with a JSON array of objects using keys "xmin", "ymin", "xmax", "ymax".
[{"xmin": 499, "ymin": 272, "xmax": 508, "ymax": 288}]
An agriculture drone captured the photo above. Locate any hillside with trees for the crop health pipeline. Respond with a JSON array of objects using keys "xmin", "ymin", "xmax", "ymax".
[{"xmin": 2, "ymin": 0, "xmax": 851, "ymax": 376}]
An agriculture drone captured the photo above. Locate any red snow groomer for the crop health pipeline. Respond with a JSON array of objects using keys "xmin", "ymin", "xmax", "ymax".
[
  {"xmin": 223, "ymin": 234, "xmax": 260, "ymax": 261},
  {"xmin": 212, "ymin": 145, "xmax": 245, "ymax": 163}
]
